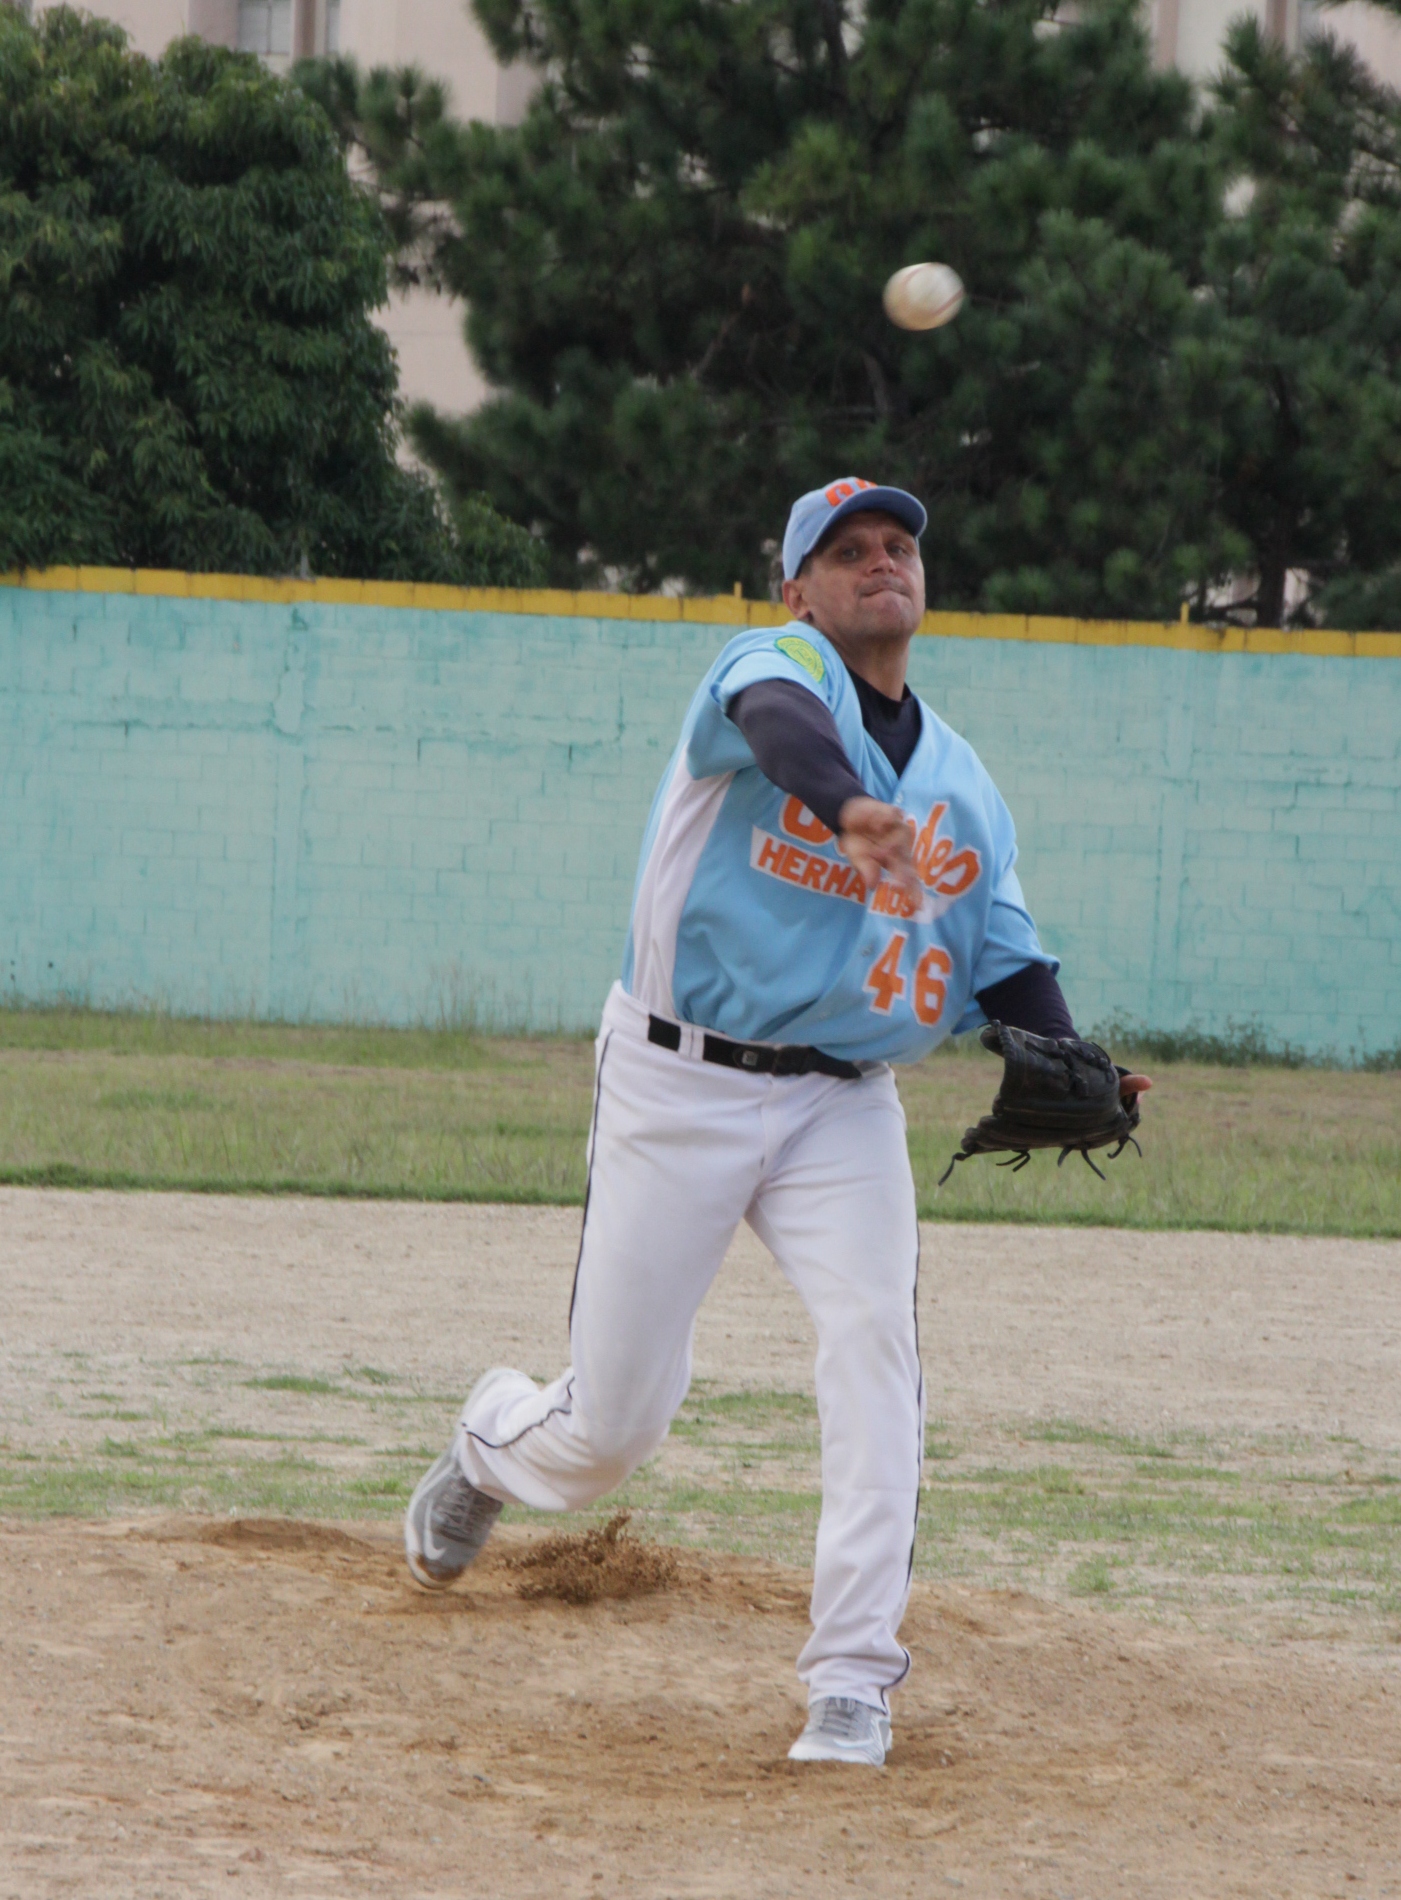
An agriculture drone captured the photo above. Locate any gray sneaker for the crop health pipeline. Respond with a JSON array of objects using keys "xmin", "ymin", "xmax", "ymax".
[
  {"xmin": 404, "ymin": 1440, "xmax": 502, "ymax": 1589},
  {"xmin": 787, "ymin": 1697, "xmax": 891, "ymax": 1767}
]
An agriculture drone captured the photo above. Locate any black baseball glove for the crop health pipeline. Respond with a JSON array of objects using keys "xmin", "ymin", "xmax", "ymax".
[{"xmin": 937, "ymin": 1022, "xmax": 1142, "ymax": 1186}]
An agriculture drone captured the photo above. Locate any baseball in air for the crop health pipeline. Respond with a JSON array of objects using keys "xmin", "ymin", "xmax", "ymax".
[{"xmin": 883, "ymin": 262, "xmax": 965, "ymax": 331}]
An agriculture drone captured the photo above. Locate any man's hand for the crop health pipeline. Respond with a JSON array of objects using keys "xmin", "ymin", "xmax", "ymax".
[
  {"xmin": 837, "ymin": 796, "xmax": 924, "ymax": 905},
  {"xmin": 1120, "ymin": 1072, "xmax": 1152, "ymax": 1099}
]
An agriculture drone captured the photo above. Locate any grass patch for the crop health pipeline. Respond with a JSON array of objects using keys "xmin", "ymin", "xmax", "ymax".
[
  {"xmin": 244, "ymin": 1375, "xmax": 344, "ymax": 1396},
  {"xmin": 635, "ymin": 1395, "xmax": 1401, "ymax": 1625},
  {"xmin": 96, "ymin": 1087, "xmax": 214, "ymax": 1113},
  {"xmin": 0, "ymin": 1004, "xmax": 547, "ymax": 1068},
  {"xmin": 0, "ymin": 1007, "xmax": 1396, "ymax": 1235},
  {"xmin": 899, "ymin": 1047, "xmax": 1401, "ymax": 1236},
  {"xmin": 0, "ymin": 1458, "xmax": 401, "ymax": 1520},
  {"xmin": 1067, "ymin": 1555, "xmax": 1115, "ymax": 1596},
  {"xmin": 557, "ymin": 1389, "xmax": 1401, "ymax": 1627},
  {"xmin": 1023, "ymin": 1420, "xmax": 1175, "ymax": 1458},
  {"xmin": 2, "ymin": 1376, "xmax": 1398, "ymax": 1631},
  {"xmin": 0, "ymin": 1034, "xmax": 593, "ymax": 1203}
]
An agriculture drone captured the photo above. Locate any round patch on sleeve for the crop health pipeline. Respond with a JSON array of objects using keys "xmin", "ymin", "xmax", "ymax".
[{"xmin": 774, "ymin": 634, "xmax": 826, "ymax": 684}]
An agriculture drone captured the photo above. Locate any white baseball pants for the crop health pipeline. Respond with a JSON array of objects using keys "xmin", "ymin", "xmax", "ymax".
[{"xmin": 455, "ymin": 981, "xmax": 924, "ymax": 1711}]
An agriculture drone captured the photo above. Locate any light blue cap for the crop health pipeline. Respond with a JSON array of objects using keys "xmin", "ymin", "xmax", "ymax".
[{"xmin": 782, "ymin": 477, "xmax": 927, "ymax": 581}]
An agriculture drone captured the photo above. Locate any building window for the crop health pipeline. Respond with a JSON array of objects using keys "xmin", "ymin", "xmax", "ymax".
[
  {"xmin": 238, "ymin": 0, "xmax": 292, "ymax": 68},
  {"xmin": 325, "ymin": 0, "xmax": 340, "ymax": 55}
]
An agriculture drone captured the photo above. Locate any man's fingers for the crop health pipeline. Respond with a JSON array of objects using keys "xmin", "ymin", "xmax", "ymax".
[
  {"xmin": 885, "ymin": 859, "xmax": 925, "ymax": 902},
  {"xmin": 838, "ymin": 799, "xmax": 924, "ymax": 903},
  {"xmin": 839, "ymin": 797, "xmax": 908, "ymax": 848},
  {"xmin": 858, "ymin": 830, "xmax": 920, "ymax": 886},
  {"xmin": 884, "ymin": 831, "xmax": 919, "ymax": 869},
  {"xmin": 843, "ymin": 838, "xmax": 915, "ymax": 894},
  {"xmin": 1120, "ymin": 1073, "xmax": 1152, "ymax": 1096}
]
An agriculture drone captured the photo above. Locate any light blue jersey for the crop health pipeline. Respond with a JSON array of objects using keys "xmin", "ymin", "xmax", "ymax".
[{"xmin": 620, "ymin": 624, "xmax": 1055, "ymax": 1064}]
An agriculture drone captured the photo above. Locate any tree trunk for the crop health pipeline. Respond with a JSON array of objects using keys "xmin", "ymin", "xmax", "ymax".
[
  {"xmin": 1255, "ymin": 538, "xmax": 1289, "ymax": 628},
  {"xmin": 818, "ymin": 0, "xmax": 848, "ymax": 89}
]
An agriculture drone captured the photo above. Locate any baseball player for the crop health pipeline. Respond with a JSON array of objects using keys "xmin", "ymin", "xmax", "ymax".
[{"xmin": 405, "ymin": 477, "xmax": 1149, "ymax": 1766}]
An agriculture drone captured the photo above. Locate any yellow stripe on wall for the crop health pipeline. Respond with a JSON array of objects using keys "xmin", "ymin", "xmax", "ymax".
[{"xmin": 4, "ymin": 564, "xmax": 1398, "ymax": 658}]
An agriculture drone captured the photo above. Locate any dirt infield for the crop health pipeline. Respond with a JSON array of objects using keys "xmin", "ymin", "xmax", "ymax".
[
  {"xmin": 2, "ymin": 1190, "xmax": 1400, "ymax": 1896},
  {"xmin": 5, "ymin": 1188, "xmax": 1400, "ymax": 1439},
  {"xmin": 3, "ymin": 1514, "xmax": 1397, "ymax": 1899}
]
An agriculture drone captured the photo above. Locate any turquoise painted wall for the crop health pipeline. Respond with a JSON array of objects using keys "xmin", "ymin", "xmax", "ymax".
[{"xmin": 3, "ymin": 586, "xmax": 1397, "ymax": 1053}]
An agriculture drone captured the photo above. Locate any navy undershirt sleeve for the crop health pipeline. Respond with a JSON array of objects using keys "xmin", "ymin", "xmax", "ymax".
[
  {"xmin": 729, "ymin": 674, "xmax": 1075, "ymax": 1040},
  {"xmin": 729, "ymin": 678, "xmax": 867, "ymax": 834},
  {"xmin": 975, "ymin": 962, "xmax": 1076, "ymax": 1039}
]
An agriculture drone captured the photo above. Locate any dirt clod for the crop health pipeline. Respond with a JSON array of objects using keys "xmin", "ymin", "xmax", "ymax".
[{"xmin": 504, "ymin": 1510, "xmax": 680, "ymax": 1603}]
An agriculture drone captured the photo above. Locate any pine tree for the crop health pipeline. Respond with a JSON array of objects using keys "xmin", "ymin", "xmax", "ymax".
[
  {"xmin": 313, "ymin": 0, "xmax": 1401, "ymax": 623},
  {"xmin": 0, "ymin": 6, "xmax": 543, "ymax": 584},
  {"xmin": 311, "ymin": 0, "xmax": 1246, "ymax": 612},
  {"xmin": 1207, "ymin": 18, "xmax": 1401, "ymax": 627}
]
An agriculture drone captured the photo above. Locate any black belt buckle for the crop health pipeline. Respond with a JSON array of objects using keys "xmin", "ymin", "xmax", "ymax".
[{"xmin": 703, "ymin": 1032, "xmax": 765, "ymax": 1071}]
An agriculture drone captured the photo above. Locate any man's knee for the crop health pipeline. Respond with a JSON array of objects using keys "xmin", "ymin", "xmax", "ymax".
[{"xmin": 578, "ymin": 1403, "xmax": 672, "ymax": 1489}]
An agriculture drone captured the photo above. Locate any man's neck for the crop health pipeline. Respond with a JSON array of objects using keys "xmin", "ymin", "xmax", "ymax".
[{"xmin": 820, "ymin": 629, "xmax": 911, "ymax": 700}]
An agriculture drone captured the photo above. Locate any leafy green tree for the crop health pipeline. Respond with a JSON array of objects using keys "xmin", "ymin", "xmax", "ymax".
[
  {"xmin": 1206, "ymin": 18, "xmax": 1401, "ymax": 628},
  {"xmin": 0, "ymin": 6, "xmax": 543, "ymax": 584},
  {"xmin": 306, "ymin": 0, "xmax": 1248, "ymax": 612}
]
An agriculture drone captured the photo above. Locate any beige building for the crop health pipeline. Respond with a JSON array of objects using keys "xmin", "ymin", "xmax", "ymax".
[
  {"xmin": 1150, "ymin": 0, "xmax": 1401, "ymax": 80},
  {"xmin": 21, "ymin": 0, "xmax": 1401, "ymax": 419}
]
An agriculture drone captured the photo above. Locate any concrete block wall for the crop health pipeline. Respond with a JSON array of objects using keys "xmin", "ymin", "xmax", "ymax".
[
  {"xmin": 910, "ymin": 637, "xmax": 1401, "ymax": 1056},
  {"xmin": 2, "ymin": 574, "xmax": 1398, "ymax": 1055}
]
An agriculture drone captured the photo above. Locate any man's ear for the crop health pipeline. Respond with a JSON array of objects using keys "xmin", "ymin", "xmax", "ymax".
[{"xmin": 781, "ymin": 577, "xmax": 814, "ymax": 623}]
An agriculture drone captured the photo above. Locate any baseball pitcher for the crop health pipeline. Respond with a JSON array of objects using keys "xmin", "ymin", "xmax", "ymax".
[{"xmin": 405, "ymin": 478, "xmax": 1149, "ymax": 1766}]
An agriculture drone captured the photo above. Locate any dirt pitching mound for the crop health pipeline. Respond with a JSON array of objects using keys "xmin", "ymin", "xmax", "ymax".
[
  {"xmin": 503, "ymin": 1509, "xmax": 680, "ymax": 1603},
  {"xmin": 197, "ymin": 1516, "xmax": 373, "ymax": 1557},
  {"xmin": 3, "ymin": 1515, "xmax": 1397, "ymax": 1899}
]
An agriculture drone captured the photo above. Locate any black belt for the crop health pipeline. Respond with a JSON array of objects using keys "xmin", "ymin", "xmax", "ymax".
[{"xmin": 647, "ymin": 1014, "xmax": 861, "ymax": 1080}]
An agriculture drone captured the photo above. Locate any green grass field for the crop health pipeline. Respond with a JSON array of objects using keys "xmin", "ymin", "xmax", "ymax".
[{"xmin": 1, "ymin": 1005, "xmax": 1397, "ymax": 1235}]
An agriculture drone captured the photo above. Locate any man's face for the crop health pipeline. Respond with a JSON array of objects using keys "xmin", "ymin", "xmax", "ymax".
[{"xmin": 782, "ymin": 510, "xmax": 926, "ymax": 645}]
